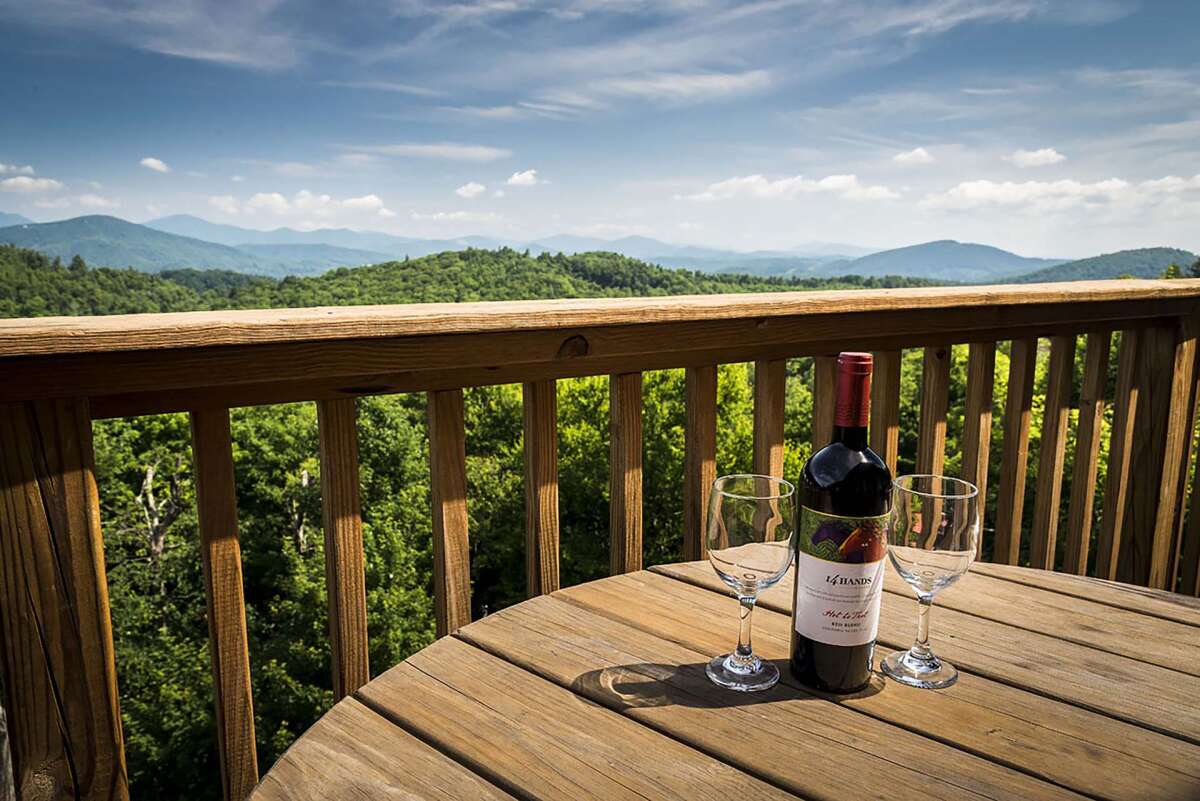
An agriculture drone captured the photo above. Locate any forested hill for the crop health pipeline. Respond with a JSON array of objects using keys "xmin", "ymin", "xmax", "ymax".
[{"xmin": 0, "ymin": 243, "xmax": 940, "ymax": 318}]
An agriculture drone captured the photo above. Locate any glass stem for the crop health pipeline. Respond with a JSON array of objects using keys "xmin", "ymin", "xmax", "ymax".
[
  {"xmin": 733, "ymin": 594, "xmax": 756, "ymax": 665},
  {"xmin": 910, "ymin": 597, "xmax": 933, "ymax": 660}
]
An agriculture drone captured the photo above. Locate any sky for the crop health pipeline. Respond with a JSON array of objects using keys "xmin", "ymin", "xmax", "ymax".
[{"xmin": 0, "ymin": 0, "xmax": 1197, "ymax": 257}]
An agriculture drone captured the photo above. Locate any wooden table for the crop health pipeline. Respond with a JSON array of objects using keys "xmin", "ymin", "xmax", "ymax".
[{"xmin": 252, "ymin": 561, "xmax": 1200, "ymax": 801}]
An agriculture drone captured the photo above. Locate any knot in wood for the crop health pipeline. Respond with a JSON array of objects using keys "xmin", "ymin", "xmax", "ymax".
[{"xmin": 556, "ymin": 335, "xmax": 589, "ymax": 359}]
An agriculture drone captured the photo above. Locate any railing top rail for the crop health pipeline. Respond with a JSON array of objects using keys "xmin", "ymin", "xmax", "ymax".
[{"xmin": 3, "ymin": 279, "xmax": 1199, "ymax": 359}]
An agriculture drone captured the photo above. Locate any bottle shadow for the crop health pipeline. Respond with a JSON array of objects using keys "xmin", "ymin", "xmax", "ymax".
[{"xmin": 570, "ymin": 659, "xmax": 885, "ymax": 711}]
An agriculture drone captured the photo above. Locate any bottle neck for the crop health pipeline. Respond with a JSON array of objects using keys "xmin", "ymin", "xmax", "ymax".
[{"xmin": 832, "ymin": 424, "xmax": 868, "ymax": 450}]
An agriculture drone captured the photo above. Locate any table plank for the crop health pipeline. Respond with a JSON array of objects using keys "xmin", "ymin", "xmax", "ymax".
[
  {"xmin": 461, "ymin": 595, "xmax": 1091, "ymax": 801},
  {"xmin": 880, "ymin": 564, "xmax": 1200, "ymax": 675},
  {"xmin": 250, "ymin": 697, "xmax": 515, "ymax": 801},
  {"xmin": 654, "ymin": 562, "xmax": 1200, "ymax": 744},
  {"xmin": 358, "ymin": 636, "xmax": 795, "ymax": 801},
  {"xmin": 970, "ymin": 562, "xmax": 1200, "ymax": 625},
  {"xmin": 556, "ymin": 570, "xmax": 1199, "ymax": 801}
]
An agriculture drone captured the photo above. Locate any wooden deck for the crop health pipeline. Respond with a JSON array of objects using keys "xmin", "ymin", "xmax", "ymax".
[{"xmin": 253, "ymin": 561, "xmax": 1200, "ymax": 801}]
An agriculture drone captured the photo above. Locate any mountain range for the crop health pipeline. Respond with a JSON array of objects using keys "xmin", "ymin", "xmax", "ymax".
[{"xmin": 0, "ymin": 212, "xmax": 1194, "ymax": 284}]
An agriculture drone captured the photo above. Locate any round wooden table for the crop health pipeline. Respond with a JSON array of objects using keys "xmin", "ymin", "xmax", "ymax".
[{"xmin": 252, "ymin": 561, "xmax": 1200, "ymax": 801}]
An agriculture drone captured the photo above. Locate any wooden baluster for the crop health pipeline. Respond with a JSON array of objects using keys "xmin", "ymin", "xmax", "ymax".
[
  {"xmin": 523, "ymin": 381, "xmax": 560, "ymax": 596},
  {"xmin": 961, "ymin": 343, "xmax": 995, "ymax": 558},
  {"xmin": 1029, "ymin": 336, "xmax": 1075, "ymax": 571},
  {"xmin": 317, "ymin": 399, "xmax": 371, "ymax": 695},
  {"xmin": 1181, "ymin": 445, "xmax": 1200, "ymax": 596},
  {"xmin": 1169, "ymin": 327, "xmax": 1200, "ymax": 590},
  {"xmin": 683, "ymin": 366, "xmax": 717, "ymax": 561},
  {"xmin": 1063, "ymin": 332, "xmax": 1111, "ymax": 575},
  {"xmin": 610, "ymin": 373, "xmax": 643, "ymax": 575},
  {"xmin": 1096, "ymin": 330, "xmax": 1139, "ymax": 580},
  {"xmin": 190, "ymin": 408, "xmax": 258, "ymax": 801},
  {"xmin": 993, "ymin": 338, "xmax": 1037, "ymax": 565},
  {"xmin": 0, "ymin": 399, "xmax": 128, "ymax": 801},
  {"xmin": 427, "ymin": 390, "xmax": 472, "ymax": 637},
  {"xmin": 1113, "ymin": 325, "xmax": 1198, "ymax": 587},
  {"xmin": 811, "ymin": 356, "xmax": 836, "ymax": 454},
  {"xmin": 754, "ymin": 359, "xmax": 787, "ymax": 476},
  {"xmin": 916, "ymin": 346, "xmax": 950, "ymax": 477},
  {"xmin": 870, "ymin": 350, "xmax": 901, "ymax": 475}
]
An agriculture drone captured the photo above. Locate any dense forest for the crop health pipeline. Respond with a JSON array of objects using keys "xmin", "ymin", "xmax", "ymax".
[{"xmin": 0, "ymin": 243, "xmax": 1191, "ymax": 799}]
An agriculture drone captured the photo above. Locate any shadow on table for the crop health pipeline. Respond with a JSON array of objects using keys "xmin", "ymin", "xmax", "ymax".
[{"xmin": 570, "ymin": 660, "xmax": 884, "ymax": 711}]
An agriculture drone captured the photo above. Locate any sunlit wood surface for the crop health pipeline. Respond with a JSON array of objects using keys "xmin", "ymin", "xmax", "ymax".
[{"xmin": 252, "ymin": 560, "xmax": 1200, "ymax": 801}]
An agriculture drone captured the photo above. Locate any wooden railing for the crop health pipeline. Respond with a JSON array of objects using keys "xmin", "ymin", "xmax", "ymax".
[{"xmin": 2, "ymin": 280, "xmax": 1200, "ymax": 801}]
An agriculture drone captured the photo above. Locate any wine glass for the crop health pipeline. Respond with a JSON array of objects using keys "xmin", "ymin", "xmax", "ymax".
[
  {"xmin": 705, "ymin": 474, "xmax": 796, "ymax": 692},
  {"xmin": 880, "ymin": 474, "xmax": 979, "ymax": 689}
]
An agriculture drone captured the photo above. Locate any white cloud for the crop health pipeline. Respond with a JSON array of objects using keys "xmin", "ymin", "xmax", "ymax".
[
  {"xmin": 87, "ymin": 180, "xmax": 103, "ymax": 189},
  {"xmin": 1005, "ymin": 148, "xmax": 1066, "ymax": 168},
  {"xmin": 341, "ymin": 193, "xmax": 384, "ymax": 210},
  {"xmin": 140, "ymin": 156, "xmax": 170, "ymax": 173},
  {"xmin": 145, "ymin": 203, "xmax": 163, "ymax": 216},
  {"xmin": 355, "ymin": 142, "xmax": 512, "ymax": 162},
  {"xmin": 920, "ymin": 177, "xmax": 1137, "ymax": 210},
  {"xmin": 506, "ymin": 169, "xmax": 540, "ymax": 186},
  {"xmin": 231, "ymin": 175, "xmax": 245, "ymax": 182},
  {"xmin": 34, "ymin": 197, "xmax": 71, "ymax": 209},
  {"xmin": 208, "ymin": 195, "xmax": 240, "ymax": 214},
  {"xmin": 683, "ymin": 173, "xmax": 898, "ymax": 202},
  {"xmin": 275, "ymin": 161, "xmax": 317, "ymax": 176},
  {"xmin": 411, "ymin": 210, "xmax": 501, "ymax": 222},
  {"xmin": 377, "ymin": 207, "xmax": 396, "ymax": 218},
  {"xmin": 185, "ymin": 170, "xmax": 207, "ymax": 178},
  {"xmin": 594, "ymin": 69, "xmax": 771, "ymax": 103},
  {"xmin": 441, "ymin": 105, "xmax": 523, "ymax": 120},
  {"xmin": 455, "ymin": 181, "xmax": 487, "ymax": 198},
  {"xmin": 77, "ymin": 193, "xmax": 120, "ymax": 208},
  {"xmin": 321, "ymin": 80, "xmax": 444, "ymax": 97},
  {"xmin": 0, "ymin": 163, "xmax": 35, "ymax": 175},
  {"xmin": 246, "ymin": 192, "xmax": 291, "ymax": 214},
  {"xmin": 893, "ymin": 147, "xmax": 935, "ymax": 165},
  {"xmin": 1, "ymin": 176, "xmax": 63, "ymax": 193},
  {"xmin": 492, "ymin": 189, "xmax": 506, "ymax": 198}
]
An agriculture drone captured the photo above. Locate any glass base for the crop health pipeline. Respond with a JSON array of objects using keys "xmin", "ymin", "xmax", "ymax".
[
  {"xmin": 705, "ymin": 652, "xmax": 779, "ymax": 692},
  {"xmin": 880, "ymin": 648, "xmax": 958, "ymax": 689}
]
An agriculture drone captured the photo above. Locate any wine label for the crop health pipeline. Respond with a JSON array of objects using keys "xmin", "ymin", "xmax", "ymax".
[{"xmin": 794, "ymin": 507, "xmax": 888, "ymax": 647}]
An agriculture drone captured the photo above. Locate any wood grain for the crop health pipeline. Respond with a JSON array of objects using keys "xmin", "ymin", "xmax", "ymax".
[
  {"xmin": 961, "ymin": 342, "xmax": 995, "ymax": 558},
  {"xmin": 655, "ymin": 560, "xmax": 1200, "ymax": 744},
  {"xmin": 522, "ymin": 381, "xmax": 559, "ymax": 596},
  {"xmin": 1064, "ymin": 332, "xmax": 1110, "ymax": 574},
  {"xmin": 317, "ymin": 399, "xmax": 370, "ymax": 697},
  {"xmin": 427, "ymin": 390, "xmax": 472, "ymax": 636},
  {"xmin": 1183, "ymin": 455, "xmax": 1200, "ymax": 596},
  {"xmin": 359, "ymin": 636, "xmax": 795, "ymax": 801},
  {"xmin": 1118, "ymin": 326, "xmax": 1190, "ymax": 587},
  {"xmin": 609, "ymin": 373, "xmax": 643, "ymax": 575},
  {"xmin": 1155, "ymin": 318, "xmax": 1198, "ymax": 590},
  {"xmin": 1097, "ymin": 330, "xmax": 1140, "ymax": 580},
  {"xmin": 916, "ymin": 345, "xmax": 951, "ymax": 476},
  {"xmin": 811, "ymin": 355, "xmax": 837, "ymax": 452},
  {"xmin": 0, "ymin": 399, "xmax": 128, "ymax": 801},
  {"xmin": 190, "ymin": 409, "xmax": 258, "ymax": 801},
  {"xmin": 249, "ymin": 697, "xmax": 515, "ymax": 801},
  {"xmin": 683, "ymin": 366, "xmax": 716, "ymax": 561},
  {"xmin": 556, "ymin": 570, "xmax": 1200, "ymax": 801},
  {"xmin": 1030, "ymin": 336, "xmax": 1075, "ymax": 570},
  {"xmin": 869, "ymin": 349, "xmax": 901, "ymax": 473},
  {"xmin": 753, "ymin": 359, "xmax": 786, "ymax": 477},
  {"xmin": 970, "ymin": 561, "xmax": 1200, "ymax": 625},
  {"xmin": 465, "ymin": 592, "xmax": 1090, "ymax": 801},
  {"xmin": 8, "ymin": 280, "xmax": 1196, "ymax": 358},
  {"xmin": 41, "ymin": 296, "xmax": 1197, "ymax": 418},
  {"xmin": 993, "ymin": 338, "xmax": 1038, "ymax": 565}
]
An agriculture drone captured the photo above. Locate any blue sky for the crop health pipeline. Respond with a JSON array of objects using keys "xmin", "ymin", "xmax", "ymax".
[{"xmin": 1, "ymin": 0, "xmax": 1197, "ymax": 256}]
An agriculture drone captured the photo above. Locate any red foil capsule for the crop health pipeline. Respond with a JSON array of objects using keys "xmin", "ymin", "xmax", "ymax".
[{"xmin": 834, "ymin": 351, "xmax": 873, "ymax": 428}]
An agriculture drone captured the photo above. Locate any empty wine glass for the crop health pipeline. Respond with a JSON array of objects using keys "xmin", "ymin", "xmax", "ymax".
[
  {"xmin": 880, "ymin": 474, "xmax": 979, "ymax": 689},
  {"xmin": 705, "ymin": 474, "xmax": 796, "ymax": 692}
]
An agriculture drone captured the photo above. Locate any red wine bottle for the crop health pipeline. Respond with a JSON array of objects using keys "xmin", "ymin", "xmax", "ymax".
[{"xmin": 790, "ymin": 352, "xmax": 892, "ymax": 693}]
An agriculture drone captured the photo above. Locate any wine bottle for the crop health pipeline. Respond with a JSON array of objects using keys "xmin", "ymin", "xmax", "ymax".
[{"xmin": 790, "ymin": 352, "xmax": 892, "ymax": 693}]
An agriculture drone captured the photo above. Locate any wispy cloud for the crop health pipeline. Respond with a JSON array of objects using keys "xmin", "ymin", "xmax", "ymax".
[
  {"xmin": 140, "ymin": 156, "xmax": 170, "ymax": 173},
  {"xmin": 411, "ymin": 210, "xmax": 501, "ymax": 222},
  {"xmin": 683, "ymin": 174, "xmax": 899, "ymax": 202},
  {"xmin": 1, "ymin": 176, "xmax": 63, "ymax": 192},
  {"xmin": 455, "ymin": 181, "xmax": 487, "ymax": 198},
  {"xmin": 893, "ymin": 147, "xmax": 935, "ymax": 165},
  {"xmin": 1005, "ymin": 147, "xmax": 1066, "ymax": 167},
  {"xmin": 0, "ymin": 163, "xmax": 35, "ymax": 175},
  {"xmin": 77, "ymin": 193, "xmax": 120, "ymax": 208},
  {"xmin": 353, "ymin": 142, "xmax": 512, "ymax": 162},
  {"xmin": 920, "ymin": 174, "xmax": 1200, "ymax": 211},
  {"xmin": 209, "ymin": 195, "xmax": 239, "ymax": 214},
  {"xmin": 321, "ymin": 79, "xmax": 444, "ymax": 97}
]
